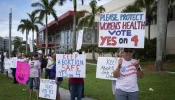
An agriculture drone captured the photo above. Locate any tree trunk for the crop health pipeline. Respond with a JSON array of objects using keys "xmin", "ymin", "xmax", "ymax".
[
  {"xmin": 45, "ymin": 14, "xmax": 48, "ymax": 55},
  {"xmin": 92, "ymin": 26, "xmax": 96, "ymax": 60},
  {"xmin": 72, "ymin": 0, "xmax": 77, "ymax": 52},
  {"xmin": 156, "ymin": 0, "xmax": 168, "ymax": 71},
  {"xmin": 26, "ymin": 32, "xmax": 28, "ymax": 55},
  {"xmin": 163, "ymin": 26, "xmax": 168, "ymax": 61},
  {"xmin": 32, "ymin": 31, "xmax": 34, "ymax": 50},
  {"xmin": 148, "ymin": 23, "xmax": 151, "ymax": 40}
]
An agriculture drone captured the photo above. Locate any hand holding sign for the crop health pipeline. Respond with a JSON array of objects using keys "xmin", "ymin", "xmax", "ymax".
[
  {"xmin": 132, "ymin": 59, "xmax": 140, "ymax": 68},
  {"xmin": 118, "ymin": 58, "xmax": 123, "ymax": 65}
]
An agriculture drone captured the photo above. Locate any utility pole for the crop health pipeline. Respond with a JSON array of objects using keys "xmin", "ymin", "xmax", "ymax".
[{"xmin": 9, "ymin": 8, "xmax": 12, "ymax": 57}]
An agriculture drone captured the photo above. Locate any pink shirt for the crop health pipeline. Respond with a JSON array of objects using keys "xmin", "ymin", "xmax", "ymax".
[{"xmin": 29, "ymin": 60, "xmax": 41, "ymax": 77}]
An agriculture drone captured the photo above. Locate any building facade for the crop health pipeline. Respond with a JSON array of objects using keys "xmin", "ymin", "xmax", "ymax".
[
  {"xmin": 3, "ymin": 39, "xmax": 9, "ymax": 52},
  {"xmin": 37, "ymin": 0, "xmax": 175, "ymax": 54},
  {"xmin": 0, "ymin": 37, "xmax": 4, "ymax": 52}
]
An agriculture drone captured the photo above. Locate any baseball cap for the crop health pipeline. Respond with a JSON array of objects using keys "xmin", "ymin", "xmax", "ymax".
[{"xmin": 37, "ymin": 50, "xmax": 42, "ymax": 54}]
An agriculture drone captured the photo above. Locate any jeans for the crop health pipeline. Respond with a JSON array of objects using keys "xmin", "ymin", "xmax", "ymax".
[
  {"xmin": 69, "ymin": 82, "xmax": 83, "ymax": 100},
  {"xmin": 29, "ymin": 77, "xmax": 39, "ymax": 90},
  {"xmin": 45, "ymin": 68, "xmax": 51, "ymax": 79},
  {"xmin": 11, "ymin": 68, "xmax": 18, "ymax": 83},
  {"xmin": 0, "ymin": 62, "xmax": 4, "ymax": 73},
  {"xmin": 115, "ymin": 89, "xmax": 138, "ymax": 100}
]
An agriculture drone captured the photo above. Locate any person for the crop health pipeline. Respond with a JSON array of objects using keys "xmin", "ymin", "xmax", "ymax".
[
  {"xmin": 50, "ymin": 53, "xmax": 63, "ymax": 100},
  {"xmin": 28, "ymin": 52, "xmax": 41, "ymax": 100},
  {"xmin": 69, "ymin": 50, "xmax": 84, "ymax": 100},
  {"xmin": 11, "ymin": 53, "xmax": 22, "ymax": 84},
  {"xmin": 37, "ymin": 50, "xmax": 47, "ymax": 76},
  {"xmin": 45, "ymin": 52, "xmax": 54, "ymax": 79},
  {"xmin": 112, "ymin": 48, "xmax": 123, "ymax": 95},
  {"xmin": 113, "ymin": 48, "xmax": 144, "ymax": 100},
  {"xmin": 0, "ymin": 52, "xmax": 5, "ymax": 73},
  {"xmin": 4, "ymin": 53, "xmax": 10, "ymax": 78}
]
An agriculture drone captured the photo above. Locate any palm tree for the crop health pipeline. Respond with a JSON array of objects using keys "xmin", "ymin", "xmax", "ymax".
[
  {"xmin": 78, "ymin": 0, "xmax": 105, "ymax": 60},
  {"xmin": 122, "ymin": 5, "xmax": 141, "ymax": 12},
  {"xmin": 13, "ymin": 36, "xmax": 22, "ymax": 54},
  {"xmin": 156, "ymin": 0, "xmax": 168, "ymax": 71},
  {"xmin": 27, "ymin": 11, "xmax": 43, "ymax": 50},
  {"xmin": 134, "ymin": 0, "xmax": 157, "ymax": 40},
  {"xmin": 57, "ymin": 0, "xmax": 84, "ymax": 52},
  {"xmin": 17, "ymin": 19, "xmax": 31, "ymax": 54},
  {"xmin": 31, "ymin": 0, "xmax": 58, "ymax": 55}
]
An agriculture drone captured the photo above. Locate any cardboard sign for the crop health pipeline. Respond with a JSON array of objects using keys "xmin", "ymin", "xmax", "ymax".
[
  {"xmin": 16, "ymin": 61, "xmax": 30, "ymax": 84},
  {"xmin": 56, "ymin": 54, "xmax": 86, "ymax": 78},
  {"xmin": 96, "ymin": 57, "xmax": 118, "ymax": 80},
  {"xmin": 39, "ymin": 79, "xmax": 57, "ymax": 99},
  {"xmin": 98, "ymin": 12, "xmax": 146, "ymax": 48}
]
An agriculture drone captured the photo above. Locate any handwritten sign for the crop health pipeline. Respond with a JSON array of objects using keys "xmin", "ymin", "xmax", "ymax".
[
  {"xmin": 98, "ymin": 12, "xmax": 146, "ymax": 48},
  {"xmin": 39, "ymin": 79, "xmax": 57, "ymax": 99},
  {"xmin": 56, "ymin": 54, "xmax": 86, "ymax": 78},
  {"xmin": 16, "ymin": 61, "xmax": 30, "ymax": 84},
  {"xmin": 96, "ymin": 57, "xmax": 118, "ymax": 80},
  {"xmin": 76, "ymin": 29, "xmax": 84, "ymax": 50}
]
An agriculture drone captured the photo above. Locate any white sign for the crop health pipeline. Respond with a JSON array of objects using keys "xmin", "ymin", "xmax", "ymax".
[
  {"xmin": 39, "ymin": 79, "xmax": 57, "ymax": 99},
  {"xmin": 76, "ymin": 29, "xmax": 84, "ymax": 50},
  {"xmin": 98, "ymin": 12, "xmax": 146, "ymax": 48},
  {"xmin": 56, "ymin": 54, "xmax": 86, "ymax": 78},
  {"xmin": 29, "ymin": 38, "xmax": 33, "ymax": 52},
  {"xmin": 10, "ymin": 57, "xmax": 18, "ymax": 68},
  {"xmin": 96, "ymin": 57, "xmax": 118, "ymax": 80},
  {"xmin": 4, "ymin": 59, "xmax": 11, "ymax": 69}
]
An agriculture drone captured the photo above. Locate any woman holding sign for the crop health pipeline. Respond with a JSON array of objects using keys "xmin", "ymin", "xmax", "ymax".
[
  {"xmin": 50, "ymin": 53, "xmax": 63, "ymax": 100},
  {"xmin": 28, "ymin": 52, "xmax": 41, "ymax": 100},
  {"xmin": 113, "ymin": 48, "xmax": 144, "ymax": 100}
]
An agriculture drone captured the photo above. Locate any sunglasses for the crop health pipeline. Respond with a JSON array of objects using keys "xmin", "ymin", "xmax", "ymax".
[{"xmin": 124, "ymin": 50, "xmax": 133, "ymax": 53}]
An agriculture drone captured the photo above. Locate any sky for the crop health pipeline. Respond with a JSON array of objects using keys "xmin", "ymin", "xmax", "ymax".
[{"xmin": 0, "ymin": 0, "xmax": 112, "ymax": 41}]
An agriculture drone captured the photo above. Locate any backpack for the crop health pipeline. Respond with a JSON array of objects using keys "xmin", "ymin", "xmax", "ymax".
[{"xmin": 41, "ymin": 58, "xmax": 48, "ymax": 68}]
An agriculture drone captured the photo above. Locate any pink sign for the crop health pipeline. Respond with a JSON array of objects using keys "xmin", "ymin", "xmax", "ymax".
[{"xmin": 16, "ymin": 61, "xmax": 30, "ymax": 84}]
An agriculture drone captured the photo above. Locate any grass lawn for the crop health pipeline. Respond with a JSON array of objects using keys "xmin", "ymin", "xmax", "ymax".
[
  {"xmin": 0, "ymin": 63, "xmax": 175, "ymax": 100},
  {"xmin": 60, "ymin": 64, "xmax": 175, "ymax": 100},
  {"xmin": 0, "ymin": 74, "xmax": 47, "ymax": 100}
]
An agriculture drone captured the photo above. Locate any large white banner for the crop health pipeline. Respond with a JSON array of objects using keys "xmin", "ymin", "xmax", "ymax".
[
  {"xmin": 56, "ymin": 54, "xmax": 86, "ymax": 78},
  {"xmin": 39, "ymin": 79, "xmax": 57, "ymax": 99},
  {"xmin": 96, "ymin": 57, "xmax": 118, "ymax": 80},
  {"xmin": 98, "ymin": 12, "xmax": 146, "ymax": 48},
  {"xmin": 76, "ymin": 29, "xmax": 84, "ymax": 50},
  {"xmin": 29, "ymin": 38, "xmax": 33, "ymax": 52}
]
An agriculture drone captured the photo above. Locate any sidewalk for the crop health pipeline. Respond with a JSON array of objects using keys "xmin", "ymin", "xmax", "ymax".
[{"xmin": 2, "ymin": 71, "xmax": 96, "ymax": 100}]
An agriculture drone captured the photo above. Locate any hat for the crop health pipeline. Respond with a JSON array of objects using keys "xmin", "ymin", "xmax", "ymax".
[
  {"xmin": 37, "ymin": 50, "xmax": 42, "ymax": 54},
  {"xmin": 30, "ymin": 52, "xmax": 38, "ymax": 57}
]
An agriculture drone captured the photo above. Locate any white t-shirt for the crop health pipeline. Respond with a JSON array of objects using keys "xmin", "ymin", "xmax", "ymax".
[{"xmin": 115, "ymin": 58, "xmax": 141, "ymax": 92}]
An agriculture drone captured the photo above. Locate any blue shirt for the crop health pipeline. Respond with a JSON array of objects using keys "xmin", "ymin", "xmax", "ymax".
[{"xmin": 50, "ymin": 63, "xmax": 63, "ymax": 82}]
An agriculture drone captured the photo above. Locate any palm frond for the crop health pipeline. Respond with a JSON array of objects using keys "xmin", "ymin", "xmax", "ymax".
[
  {"xmin": 96, "ymin": 5, "xmax": 105, "ymax": 14},
  {"xmin": 50, "ymin": 0, "xmax": 58, "ymax": 7},
  {"xmin": 57, "ymin": 0, "xmax": 67, "ymax": 6},
  {"xmin": 39, "ymin": 10, "xmax": 46, "ymax": 22},
  {"xmin": 51, "ymin": 9, "xmax": 58, "ymax": 24},
  {"xmin": 31, "ymin": 2, "xmax": 45, "ymax": 9}
]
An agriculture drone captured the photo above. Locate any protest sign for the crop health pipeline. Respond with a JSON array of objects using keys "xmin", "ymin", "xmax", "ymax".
[
  {"xmin": 98, "ymin": 12, "xmax": 146, "ymax": 48},
  {"xmin": 16, "ymin": 61, "xmax": 30, "ymax": 84},
  {"xmin": 4, "ymin": 59, "xmax": 11, "ymax": 69},
  {"xmin": 56, "ymin": 54, "xmax": 86, "ymax": 78},
  {"xmin": 96, "ymin": 57, "xmax": 118, "ymax": 80},
  {"xmin": 10, "ymin": 57, "xmax": 18, "ymax": 68},
  {"xmin": 39, "ymin": 79, "xmax": 57, "ymax": 99},
  {"xmin": 76, "ymin": 29, "xmax": 84, "ymax": 50}
]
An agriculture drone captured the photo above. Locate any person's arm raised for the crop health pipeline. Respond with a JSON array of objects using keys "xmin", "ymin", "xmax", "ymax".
[{"xmin": 113, "ymin": 58, "xmax": 122, "ymax": 78}]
